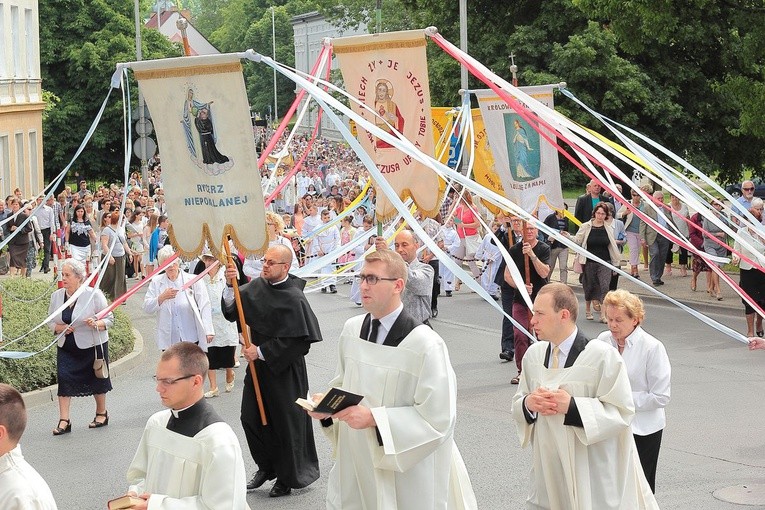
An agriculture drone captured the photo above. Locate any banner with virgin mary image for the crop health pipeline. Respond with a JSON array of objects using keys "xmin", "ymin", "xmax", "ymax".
[
  {"xmin": 475, "ymin": 85, "xmax": 563, "ymax": 218},
  {"xmin": 130, "ymin": 54, "xmax": 267, "ymax": 259},
  {"xmin": 333, "ymin": 30, "xmax": 441, "ymax": 221}
]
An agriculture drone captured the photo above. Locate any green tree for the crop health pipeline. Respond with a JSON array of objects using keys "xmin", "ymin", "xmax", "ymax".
[
  {"xmin": 40, "ymin": 0, "xmax": 180, "ymax": 184},
  {"xmin": 573, "ymin": 0, "xmax": 765, "ymax": 181}
]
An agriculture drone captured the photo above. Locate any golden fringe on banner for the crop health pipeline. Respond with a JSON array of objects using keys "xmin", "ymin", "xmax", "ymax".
[
  {"xmin": 167, "ymin": 223, "xmax": 269, "ymax": 262},
  {"xmin": 333, "ymin": 38, "xmax": 426, "ymax": 54},
  {"xmin": 134, "ymin": 62, "xmax": 243, "ymax": 81}
]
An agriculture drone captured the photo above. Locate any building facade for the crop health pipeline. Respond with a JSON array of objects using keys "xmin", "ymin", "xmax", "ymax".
[
  {"xmin": 0, "ymin": 0, "xmax": 44, "ymax": 198},
  {"xmin": 291, "ymin": 11, "xmax": 366, "ymax": 141}
]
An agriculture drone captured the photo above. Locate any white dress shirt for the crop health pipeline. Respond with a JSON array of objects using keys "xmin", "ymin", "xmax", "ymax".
[
  {"xmin": 598, "ymin": 326, "xmax": 671, "ymax": 435},
  {"xmin": 369, "ymin": 303, "xmax": 404, "ymax": 344}
]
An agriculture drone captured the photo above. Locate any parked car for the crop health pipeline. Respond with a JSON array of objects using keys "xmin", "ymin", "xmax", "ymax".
[{"xmin": 725, "ymin": 177, "xmax": 765, "ymax": 198}]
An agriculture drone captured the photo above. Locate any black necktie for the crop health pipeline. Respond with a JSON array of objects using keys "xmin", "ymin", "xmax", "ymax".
[{"xmin": 368, "ymin": 319, "xmax": 381, "ymax": 343}]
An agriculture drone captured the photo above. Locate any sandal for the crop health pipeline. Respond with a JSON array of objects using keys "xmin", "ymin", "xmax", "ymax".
[
  {"xmin": 593, "ymin": 303, "xmax": 601, "ymax": 312},
  {"xmin": 89, "ymin": 411, "xmax": 109, "ymax": 429},
  {"xmin": 586, "ymin": 312, "xmax": 594, "ymax": 321},
  {"xmin": 511, "ymin": 372, "xmax": 521, "ymax": 385},
  {"xmin": 53, "ymin": 418, "xmax": 71, "ymax": 436},
  {"xmin": 757, "ymin": 330, "xmax": 764, "ymax": 338}
]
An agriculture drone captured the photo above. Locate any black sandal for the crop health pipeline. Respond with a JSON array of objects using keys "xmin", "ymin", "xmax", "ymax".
[
  {"xmin": 53, "ymin": 419, "xmax": 71, "ymax": 436},
  {"xmin": 89, "ymin": 411, "xmax": 109, "ymax": 428}
]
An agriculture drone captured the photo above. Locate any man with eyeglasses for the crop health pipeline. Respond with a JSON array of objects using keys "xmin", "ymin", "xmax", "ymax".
[
  {"xmin": 306, "ymin": 249, "xmax": 477, "ymax": 508},
  {"xmin": 733, "ymin": 180, "xmax": 757, "ymax": 223},
  {"xmin": 123, "ymin": 342, "xmax": 248, "ymax": 509},
  {"xmin": 222, "ymin": 244, "xmax": 323, "ymax": 497}
]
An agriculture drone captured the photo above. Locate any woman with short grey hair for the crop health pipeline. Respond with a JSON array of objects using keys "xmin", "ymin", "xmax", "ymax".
[
  {"xmin": 143, "ymin": 246, "xmax": 214, "ymax": 351},
  {"xmin": 48, "ymin": 258, "xmax": 114, "ymax": 435}
]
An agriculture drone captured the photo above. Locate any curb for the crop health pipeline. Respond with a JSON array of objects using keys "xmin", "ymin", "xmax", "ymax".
[
  {"xmin": 568, "ymin": 282, "xmax": 740, "ymax": 315},
  {"xmin": 21, "ymin": 326, "xmax": 145, "ymax": 409}
]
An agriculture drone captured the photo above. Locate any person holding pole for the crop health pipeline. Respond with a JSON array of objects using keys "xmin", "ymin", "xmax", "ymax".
[
  {"xmin": 504, "ymin": 222, "xmax": 550, "ymax": 385},
  {"xmin": 222, "ymin": 244, "xmax": 323, "ymax": 497}
]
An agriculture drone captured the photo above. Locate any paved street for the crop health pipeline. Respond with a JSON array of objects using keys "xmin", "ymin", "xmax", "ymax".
[{"xmin": 16, "ymin": 269, "xmax": 765, "ymax": 509}]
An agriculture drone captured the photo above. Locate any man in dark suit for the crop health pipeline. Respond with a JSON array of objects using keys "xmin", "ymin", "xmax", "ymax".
[
  {"xmin": 305, "ymin": 248, "xmax": 477, "ymax": 508},
  {"xmin": 573, "ymin": 180, "xmax": 614, "ymax": 225},
  {"xmin": 511, "ymin": 282, "xmax": 656, "ymax": 508},
  {"xmin": 639, "ymin": 190, "xmax": 672, "ymax": 286}
]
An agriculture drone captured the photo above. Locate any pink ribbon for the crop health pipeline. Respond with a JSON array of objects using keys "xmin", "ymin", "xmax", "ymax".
[
  {"xmin": 430, "ymin": 32, "xmax": 765, "ymax": 319},
  {"xmin": 95, "ymin": 252, "xmax": 179, "ymax": 319}
]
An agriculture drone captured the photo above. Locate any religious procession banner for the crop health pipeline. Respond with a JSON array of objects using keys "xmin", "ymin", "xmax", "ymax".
[
  {"xmin": 475, "ymin": 85, "xmax": 563, "ymax": 218},
  {"xmin": 130, "ymin": 54, "xmax": 267, "ymax": 259},
  {"xmin": 432, "ymin": 107, "xmax": 504, "ymax": 215},
  {"xmin": 333, "ymin": 30, "xmax": 441, "ymax": 220}
]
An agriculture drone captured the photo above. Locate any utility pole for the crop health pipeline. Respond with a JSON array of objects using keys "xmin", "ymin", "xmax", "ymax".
[
  {"xmin": 134, "ymin": 0, "xmax": 149, "ymax": 186},
  {"xmin": 272, "ymin": 6, "xmax": 278, "ymax": 125},
  {"xmin": 459, "ymin": 0, "xmax": 468, "ymax": 90}
]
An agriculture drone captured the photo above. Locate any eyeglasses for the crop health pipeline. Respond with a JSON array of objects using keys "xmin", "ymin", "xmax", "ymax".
[
  {"xmin": 743, "ymin": 187, "xmax": 755, "ymax": 191},
  {"xmin": 153, "ymin": 374, "xmax": 195, "ymax": 387},
  {"xmin": 355, "ymin": 274, "xmax": 398, "ymax": 285},
  {"xmin": 263, "ymin": 259, "xmax": 289, "ymax": 266}
]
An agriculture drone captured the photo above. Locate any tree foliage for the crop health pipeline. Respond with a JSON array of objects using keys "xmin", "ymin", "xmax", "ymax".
[
  {"xmin": 40, "ymin": 0, "xmax": 180, "ymax": 184},
  {"xmin": 43, "ymin": 0, "xmax": 765, "ymax": 184}
]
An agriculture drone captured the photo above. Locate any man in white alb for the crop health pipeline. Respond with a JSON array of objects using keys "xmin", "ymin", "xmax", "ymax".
[
  {"xmin": 124, "ymin": 343, "xmax": 248, "ymax": 509},
  {"xmin": 511, "ymin": 282, "xmax": 658, "ymax": 509},
  {"xmin": 0, "ymin": 384, "xmax": 58, "ymax": 510},
  {"xmin": 306, "ymin": 249, "xmax": 477, "ymax": 509}
]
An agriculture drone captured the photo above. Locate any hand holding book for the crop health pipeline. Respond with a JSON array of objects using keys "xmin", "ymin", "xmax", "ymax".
[{"xmin": 296, "ymin": 387, "xmax": 364, "ymax": 415}]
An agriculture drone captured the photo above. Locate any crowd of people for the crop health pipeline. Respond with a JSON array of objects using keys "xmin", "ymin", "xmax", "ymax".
[{"xmin": 2, "ymin": 131, "xmax": 765, "ymax": 508}]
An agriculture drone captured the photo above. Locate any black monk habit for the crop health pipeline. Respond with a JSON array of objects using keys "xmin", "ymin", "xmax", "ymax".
[{"xmin": 222, "ymin": 274, "xmax": 322, "ymax": 489}]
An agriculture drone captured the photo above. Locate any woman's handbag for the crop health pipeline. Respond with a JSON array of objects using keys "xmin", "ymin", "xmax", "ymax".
[
  {"xmin": 573, "ymin": 259, "xmax": 584, "ymax": 274},
  {"xmin": 93, "ymin": 343, "xmax": 109, "ymax": 379},
  {"xmin": 93, "ymin": 357, "xmax": 109, "ymax": 379}
]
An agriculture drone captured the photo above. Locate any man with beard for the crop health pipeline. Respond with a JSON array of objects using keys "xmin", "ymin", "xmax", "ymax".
[{"xmin": 222, "ymin": 244, "xmax": 322, "ymax": 497}]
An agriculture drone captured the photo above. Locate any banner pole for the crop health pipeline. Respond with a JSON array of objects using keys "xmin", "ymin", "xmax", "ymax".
[{"xmin": 224, "ymin": 237, "xmax": 267, "ymax": 426}]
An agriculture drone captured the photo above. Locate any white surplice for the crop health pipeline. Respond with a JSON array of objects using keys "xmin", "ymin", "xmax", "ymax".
[
  {"xmin": 511, "ymin": 340, "xmax": 659, "ymax": 510},
  {"xmin": 127, "ymin": 411, "xmax": 248, "ymax": 510},
  {"xmin": 323, "ymin": 315, "xmax": 477, "ymax": 510},
  {"xmin": 0, "ymin": 445, "xmax": 58, "ymax": 510}
]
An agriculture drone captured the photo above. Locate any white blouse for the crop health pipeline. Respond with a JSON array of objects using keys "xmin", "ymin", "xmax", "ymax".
[{"xmin": 598, "ymin": 326, "xmax": 671, "ymax": 436}]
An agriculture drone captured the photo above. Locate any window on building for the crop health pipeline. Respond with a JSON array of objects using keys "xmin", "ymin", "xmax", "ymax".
[
  {"xmin": 25, "ymin": 8, "xmax": 35, "ymax": 79},
  {"xmin": 15, "ymin": 132, "xmax": 24, "ymax": 192},
  {"xmin": 0, "ymin": 5, "xmax": 6, "ymax": 77},
  {"xmin": 0, "ymin": 136, "xmax": 9, "ymax": 198},
  {"xmin": 28, "ymin": 131, "xmax": 38, "ymax": 193},
  {"xmin": 11, "ymin": 5, "xmax": 20, "ymax": 77}
]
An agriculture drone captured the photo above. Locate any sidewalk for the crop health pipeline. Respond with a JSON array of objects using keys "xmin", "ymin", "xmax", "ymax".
[{"xmin": 557, "ymin": 258, "xmax": 742, "ymax": 315}]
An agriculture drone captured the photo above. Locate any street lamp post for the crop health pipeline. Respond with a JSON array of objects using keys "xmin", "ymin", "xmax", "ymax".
[
  {"xmin": 459, "ymin": 0, "xmax": 468, "ymax": 91},
  {"xmin": 271, "ymin": 6, "xmax": 278, "ymax": 125},
  {"xmin": 134, "ymin": 0, "xmax": 149, "ymax": 186}
]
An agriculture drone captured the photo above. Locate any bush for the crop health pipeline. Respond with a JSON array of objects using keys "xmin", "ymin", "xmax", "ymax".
[{"xmin": 0, "ymin": 278, "xmax": 134, "ymax": 393}]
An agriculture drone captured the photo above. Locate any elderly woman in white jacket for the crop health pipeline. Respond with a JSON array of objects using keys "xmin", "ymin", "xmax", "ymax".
[
  {"xmin": 48, "ymin": 259, "xmax": 114, "ymax": 435},
  {"xmin": 143, "ymin": 246, "xmax": 214, "ymax": 351}
]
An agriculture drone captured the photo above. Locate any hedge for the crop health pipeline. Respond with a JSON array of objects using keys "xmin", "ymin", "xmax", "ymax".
[{"xmin": 0, "ymin": 278, "xmax": 134, "ymax": 393}]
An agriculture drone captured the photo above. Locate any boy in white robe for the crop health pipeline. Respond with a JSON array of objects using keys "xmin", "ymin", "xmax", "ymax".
[
  {"xmin": 474, "ymin": 226, "xmax": 501, "ymax": 299},
  {"xmin": 438, "ymin": 220, "xmax": 460, "ymax": 297},
  {"xmin": 123, "ymin": 343, "xmax": 248, "ymax": 510},
  {"xmin": 306, "ymin": 250, "xmax": 477, "ymax": 509},
  {"xmin": 511, "ymin": 283, "xmax": 658, "ymax": 510},
  {"xmin": 0, "ymin": 384, "xmax": 58, "ymax": 510}
]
